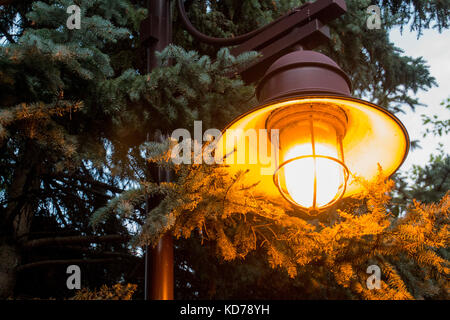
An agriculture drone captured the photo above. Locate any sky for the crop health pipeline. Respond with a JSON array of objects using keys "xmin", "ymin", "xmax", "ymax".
[{"xmin": 389, "ymin": 27, "xmax": 450, "ymax": 174}]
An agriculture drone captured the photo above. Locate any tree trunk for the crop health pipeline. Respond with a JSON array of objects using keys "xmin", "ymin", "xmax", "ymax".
[
  {"xmin": 0, "ymin": 199, "xmax": 34, "ymax": 299},
  {"xmin": 0, "ymin": 242, "xmax": 21, "ymax": 299},
  {"xmin": 0, "ymin": 143, "xmax": 41, "ymax": 298}
]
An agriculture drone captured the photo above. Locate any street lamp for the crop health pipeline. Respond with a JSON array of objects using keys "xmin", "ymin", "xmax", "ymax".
[
  {"xmin": 141, "ymin": 0, "xmax": 409, "ymax": 299},
  {"xmin": 217, "ymin": 50, "xmax": 409, "ymax": 214}
]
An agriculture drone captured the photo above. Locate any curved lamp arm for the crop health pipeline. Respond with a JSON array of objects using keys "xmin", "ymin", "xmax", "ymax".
[
  {"xmin": 176, "ymin": 0, "xmax": 346, "ymax": 83},
  {"xmin": 176, "ymin": 0, "xmax": 301, "ymax": 46}
]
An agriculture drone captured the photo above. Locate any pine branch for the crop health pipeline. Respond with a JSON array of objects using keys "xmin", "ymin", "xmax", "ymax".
[
  {"xmin": 53, "ymin": 246, "xmax": 141, "ymax": 261},
  {"xmin": 16, "ymin": 258, "xmax": 120, "ymax": 272},
  {"xmin": 48, "ymin": 173, "xmax": 124, "ymax": 194},
  {"xmin": 22, "ymin": 234, "xmax": 130, "ymax": 250},
  {"xmin": 0, "ymin": 24, "xmax": 15, "ymax": 43},
  {"xmin": 0, "ymin": 0, "xmax": 14, "ymax": 6}
]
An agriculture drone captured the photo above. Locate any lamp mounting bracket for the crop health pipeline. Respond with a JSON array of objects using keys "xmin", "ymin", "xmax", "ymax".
[{"xmin": 175, "ymin": 0, "xmax": 347, "ymax": 84}]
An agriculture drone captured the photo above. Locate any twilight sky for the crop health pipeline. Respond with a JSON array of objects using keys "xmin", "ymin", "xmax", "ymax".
[{"xmin": 389, "ymin": 26, "xmax": 450, "ymax": 174}]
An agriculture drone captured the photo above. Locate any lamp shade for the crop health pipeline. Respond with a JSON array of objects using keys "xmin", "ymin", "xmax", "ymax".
[{"xmin": 215, "ymin": 51, "xmax": 409, "ymax": 213}]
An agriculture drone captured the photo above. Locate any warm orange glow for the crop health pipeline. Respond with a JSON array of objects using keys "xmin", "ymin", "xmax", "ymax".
[
  {"xmin": 217, "ymin": 96, "xmax": 409, "ymax": 213},
  {"xmin": 283, "ymin": 144, "xmax": 343, "ymax": 208}
]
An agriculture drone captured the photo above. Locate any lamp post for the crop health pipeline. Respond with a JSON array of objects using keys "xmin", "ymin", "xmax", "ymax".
[
  {"xmin": 141, "ymin": 0, "xmax": 173, "ymax": 301},
  {"xmin": 140, "ymin": 0, "xmax": 409, "ymax": 299}
]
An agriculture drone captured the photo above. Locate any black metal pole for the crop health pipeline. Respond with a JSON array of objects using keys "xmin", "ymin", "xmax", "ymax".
[
  {"xmin": 142, "ymin": 0, "xmax": 173, "ymax": 301},
  {"xmin": 145, "ymin": 0, "xmax": 172, "ymax": 71},
  {"xmin": 150, "ymin": 132, "xmax": 174, "ymax": 300}
]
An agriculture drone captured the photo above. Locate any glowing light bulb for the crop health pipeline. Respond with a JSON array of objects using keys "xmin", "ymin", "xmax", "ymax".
[{"xmin": 283, "ymin": 144, "xmax": 342, "ymax": 208}]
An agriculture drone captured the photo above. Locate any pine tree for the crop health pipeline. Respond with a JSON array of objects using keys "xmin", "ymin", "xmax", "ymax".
[
  {"xmin": 93, "ymin": 0, "xmax": 448, "ymax": 300},
  {"xmin": 93, "ymin": 139, "xmax": 449, "ymax": 299},
  {"xmin": 0, "ymin": 0, "xmax": 147, "ymax": 298},
  {"xmin": 394, "ymin": 97, "xmax": 450, "ymax": 206},
  {"xmin": 1, "ymin": 0, "xmax": 449, "ymax": 299},
  {"xmin": 0, "ymin": 0, "xmax": 257, "ymax": 298}
]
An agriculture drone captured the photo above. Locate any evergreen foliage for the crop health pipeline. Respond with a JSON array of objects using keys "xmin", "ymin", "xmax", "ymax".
[
  {"xmin": 93, "ymin": 142, "xmax": 449, "ymax": 299},
  {"xmin": 394, "ymin": 98, "xmax": 450, "ymax": 206},
  {"xmin": 0, "ymin": 0, "xmax": 449, "ymax": 299},
  {"xmin": 70, "ymin": 283, "xmax": 137, "ymax": 300}
]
